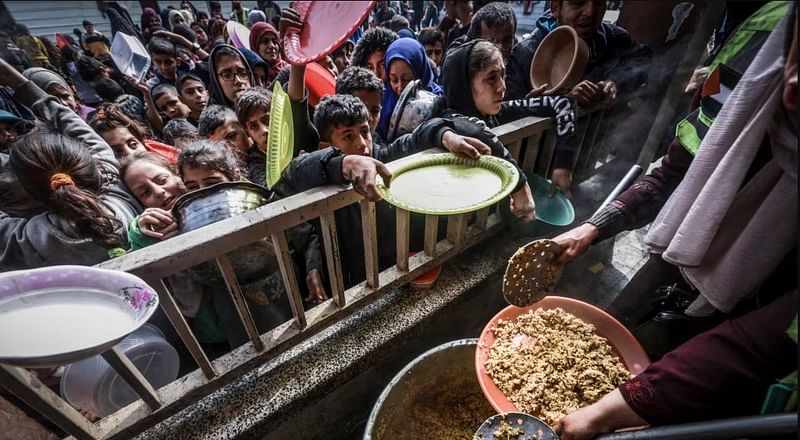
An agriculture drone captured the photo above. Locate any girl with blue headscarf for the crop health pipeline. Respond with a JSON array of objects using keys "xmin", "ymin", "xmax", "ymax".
[{"xmin": 377, "ymin": 38, "xmax": 443, "ymax": 139}]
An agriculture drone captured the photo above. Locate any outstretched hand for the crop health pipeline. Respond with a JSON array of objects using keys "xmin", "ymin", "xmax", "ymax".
[
  {"xmin": 342, "ymin": 155, "xmax": 392, "ymax": 202},
  {"xmin": 441, "ymin": 130, "xmax": 491, "ymax": 159},
  {"xmin": 279, "ymin": 7, "xmax": 303, "ymax": 40},
  {"xmin": 551, "ymin": 222, "xmax": 599, "ymax": 266}
]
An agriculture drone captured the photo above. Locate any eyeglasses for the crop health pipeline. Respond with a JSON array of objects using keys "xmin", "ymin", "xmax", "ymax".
[{"xmin": 218, "ymin": 69, "xmax": 249, "ymax": 83}]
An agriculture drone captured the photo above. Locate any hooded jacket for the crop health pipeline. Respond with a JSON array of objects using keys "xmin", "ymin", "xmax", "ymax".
[
  {"xmin": 441, "ymin": 39, "xmax": 579, "ymax": 170},
  {"xmin": 207, "ymin": 44, "xmax": 256, "ymax": 108},
  {"xmin": 506, "ymin": 10, "xmax": 652, "ymax": 101},
  {"xmin": 378, "ymin": 38, "xmax": 443, "ymax": 139}
]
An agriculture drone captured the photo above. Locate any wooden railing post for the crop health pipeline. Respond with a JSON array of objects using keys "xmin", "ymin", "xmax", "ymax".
[
  {"xmin": 320, "ymin": 212, "xmax": 345, "ymax": 307},
  {"xmin": 215, "ymin": 255, "xmax": 267, "ymax": 351},
  {"xmin": 0, "ymin": 365, "xmax": 98, "ymax": 440},
  {"xmin": 395, "ymin": 208, "xmax": 410, "ymax": 272},
  {"xmin": 271, "ymin": 231, "xmax": 307, "ymax": 329},
  {"xmin": 101, "ymin": 346, "xmax": 162, "ymax": 411},
  {"xmin": 360, "ymin": 200, "xmax": 379, "ymax": 288},
  {"xmin": 424, "ymin": 214, "xmax": 439, "ymax": 257}
]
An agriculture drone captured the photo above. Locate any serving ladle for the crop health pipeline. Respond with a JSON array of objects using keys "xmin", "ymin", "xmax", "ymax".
[{"xmin": 474, "ymin": 412, "xmax": 797, "ymax": 440}]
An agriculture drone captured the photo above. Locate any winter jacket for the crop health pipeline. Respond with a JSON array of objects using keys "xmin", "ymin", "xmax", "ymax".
[
  {"xmin": 441, "ymin": 39, "xmax": 579, "ymax": 171},
  {"xmin": 0, "ymin": 80, "xmax": 141, "ymax": 270},
  {"xmin": 505, "ymin": 11, "xmax": 652, "ymax": 101}
]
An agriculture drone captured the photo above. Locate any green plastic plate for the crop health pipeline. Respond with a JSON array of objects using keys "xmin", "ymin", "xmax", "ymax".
[
  {"xmin": 500, "ymin": 172, "xmax": 575, "ymax": 228},
  {"xmin": 265, "ymin": 81, "xmax": 294, "ymax": 189},
  {"xmin": 376, "ymin": 153, "xmax": 519, "ymax": 215}
]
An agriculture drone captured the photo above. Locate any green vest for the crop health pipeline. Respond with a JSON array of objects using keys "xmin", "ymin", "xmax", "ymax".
[{"xmin": 675, "ymin": 1, "xmax": 790, "ymax": 155}]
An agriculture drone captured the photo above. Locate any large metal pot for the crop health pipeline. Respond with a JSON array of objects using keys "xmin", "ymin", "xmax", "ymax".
[
  {"xmin": 386, "ymin": 79, "xmax": 439, "ymax": 142},
  {"xmin": 364, "ymin": 339, "xmax": 495, "ymax": 440},
  {"xmin": 172, "ymin": 182, "xmax": 278, "ymax": 285}
]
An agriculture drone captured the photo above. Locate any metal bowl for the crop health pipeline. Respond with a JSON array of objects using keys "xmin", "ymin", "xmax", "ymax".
[
  {"xmin": 387, "ymin": 79, "xmax": 439, "ymax": 142},
  {"xmin": 364, "ymin": 339, "xmax": 496, "ymax": 439},
  {"xmin": 172, "ymin": 182, "xmax": 277, "ymax": 285}
]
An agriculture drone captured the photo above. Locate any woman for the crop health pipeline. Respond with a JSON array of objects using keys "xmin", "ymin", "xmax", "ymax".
[
  {"xmin": 207, "ymin": 44, "xmax": 254, "ymax": 108},
  {"xmin": 141, "ymin": 7, "xmax": 163, "ymax": 42},
  {"xmin": 440, "ymin": 39, "xmax": 579, "ymax": 194},
  {"xmin": 249, "ymin": 22, "xmax": 288, "ymax": 84},
  {"xmin": 190, "ymin": 21, "xmax": 211, "ymax": 51},
  {"xmin": 377, "ymin": 38, "xmax": 442, "ymax": 139}
]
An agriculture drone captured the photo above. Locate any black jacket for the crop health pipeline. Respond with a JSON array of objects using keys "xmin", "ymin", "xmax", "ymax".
[
  {"xmin": 506, "ymin": 11, "xmax": 652, "ymax": 101},
  {"xmin": 441, "ymin": 39, "xmax": 579, "ymax": 170}
]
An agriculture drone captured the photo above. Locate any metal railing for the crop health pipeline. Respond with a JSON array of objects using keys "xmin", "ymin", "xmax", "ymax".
[{"xmin": 0, "ymin": 109, "xmax": 607, "ymax": 440}]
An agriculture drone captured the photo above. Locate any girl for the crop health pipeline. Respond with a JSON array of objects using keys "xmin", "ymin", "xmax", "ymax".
[
  {"xmin": 190, "ymin": 21, "xmax": 211, "ymax": 51},
  {"xmin": 248, "ymin": 22, "xmax": 288, "ymax": 85},
  {"xmin": 377, "ymin": 38, "xmax": 443, "ymax": 139},
  {"xmin": 207, "ymin": 44, "xmax": 254, "ymax": 108},
  {"xmin": 440, "ymin": 39, "xmax": 579, "ymax": 195},
  {"xmin": 0, "ymin": 57, "xmax": 140, "ymax": 269},
  {"xmin": 89, "ymin": 103, "xmax": 180, "ymax": 162}
]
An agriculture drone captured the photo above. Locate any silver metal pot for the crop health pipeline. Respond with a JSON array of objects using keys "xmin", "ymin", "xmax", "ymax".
[
  {"xmin": 364, "ymin": 338, "xmax": 494, "ymax": 439},
  {"xmin": 387, "ymin": 79, "xmax": 439, "ymax": 142},
  {"xmin": 172, "ymin": 182, "xmax": 277, "ymax": 285}
]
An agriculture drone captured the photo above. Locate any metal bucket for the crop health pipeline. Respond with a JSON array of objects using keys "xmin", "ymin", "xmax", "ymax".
[
  {"xmin": 172, "ymin": 182, "xmax": 278, "ymax": 285},
  {"xmin": 364, "ymin": 339, "xmax": 495, "ymax": 440}
]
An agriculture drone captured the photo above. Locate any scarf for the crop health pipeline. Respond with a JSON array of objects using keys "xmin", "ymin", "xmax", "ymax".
[
  {"xmin": 249, "ymin": 22, "xmax": 288, "ymax": 83},
  {"xmin": 645, "ymin": 13, "xmax": 797, "ymax": 315},
  {"xmin": 378, "ymin": 38, "xmax": 443, "ymax": 138}
]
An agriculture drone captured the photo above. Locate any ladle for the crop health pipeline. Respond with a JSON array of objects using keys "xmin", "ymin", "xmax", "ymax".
[
  {"xmin": 475, "ymin": 412, "xmax": 797, "ymax": 440},
  {"xmin": 502, "ymin": 165, "xmax": 643, "ymax": 307}
]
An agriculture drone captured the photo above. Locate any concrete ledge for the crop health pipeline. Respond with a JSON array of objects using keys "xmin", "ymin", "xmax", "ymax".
[{"xmin": 132, "ymin": 228, "xmax": 532, "ymax": 440}]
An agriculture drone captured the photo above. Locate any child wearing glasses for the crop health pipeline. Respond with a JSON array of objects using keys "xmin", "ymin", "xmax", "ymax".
[{"xmin": 207, "ymin": 44, "xmax": 254, "ymax": 108}]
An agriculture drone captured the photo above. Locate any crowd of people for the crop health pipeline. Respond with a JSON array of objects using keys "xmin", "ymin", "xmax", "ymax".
[{"xmin": 0, "ymin": 0, "xmax": 796, "ymax": 437}]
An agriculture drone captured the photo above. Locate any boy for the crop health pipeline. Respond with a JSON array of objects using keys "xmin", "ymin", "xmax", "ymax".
[
  {"xmin": 197, "ymin": 104, "xmax": 250, "ymax": 157},
  {"xmin": 335, "ymin": 66, "xmax": 383, "ymax": 135},
  {"xmin": 152, "ymin": 83, "xmax": 191, "ymax": 122},
  {"xmin": 162, "ymin": 118, "xmax": 199, "ymax": 149},
  {"xmin": 419, "ymin": 27, "xmax": 445, "ymax": 68},
  {"xmin": 147, "ymin": 37, "xmax": 180, "ymax": 88},
  {"xmin": 178, "ymin": 74, "xmax": 209, "ymax": 125}
]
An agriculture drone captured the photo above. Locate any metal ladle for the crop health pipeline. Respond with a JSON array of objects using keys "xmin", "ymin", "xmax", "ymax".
[
  {"xmin": 474, "ymin": 412, "xmax": 797, "ymax": 439},
  {"xmin": 502, "ymin": 165, "xmax": 643, "ymax": 307}
]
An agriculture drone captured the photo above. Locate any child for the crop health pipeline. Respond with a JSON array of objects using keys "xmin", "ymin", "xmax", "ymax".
[
  {"xmin": 352, "ymin": 27, "xmax": 398, "ymax": 81},
  {"xmin": 335, "ymin": 66, "xmax": 383, "ymax": 137},
  {"xmin": 88, "ymin": 103, "xmax": 180, "ymax": 162},
  {"xmin": 147, "ymin": 37, "xmax": 180, "ymax": 88},
  {"xmin": 162, "ymin": 118, "xmax": 199, "ymax": 149},
  {"xmin": 178, "ymin": 73, "xmax": 209, "ymax": 124},
  {"xmin": 419, "ymin": 27, "xmax": 445, "ymax": 69},
  {"xmin": 152, "ymin": 83, "xmax": 191, "ymax": 121},
  {"xmin": 331, "ymin": 40, "xmax": 355, "ymax": 75},
  {"xmin": 0, "ymin": 57, "xmax": 140, "ymax": 269},
  {"xmin": 197, "ymin": 104, "xmax": 250, "ymax": 158},
  {"xmin": 207, "ymin": 44, "xmax": 254, "ymax": 108},
  {"xmin": 0, "ymin": 110, "xmax": 23, "ymax": 154},
  {"xmin": 239, "ymin": 48, "xmax": 270, "ymax": 88}
]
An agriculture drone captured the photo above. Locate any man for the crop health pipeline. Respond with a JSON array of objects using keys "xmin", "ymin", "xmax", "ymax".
[
  {"xmin": 506, "ymin": 0, "xmax": 651, "ymax": 104},
  {"xmin": 229, "ymin": 0, "xmax": 250, "ymax": 25},
  {"xmin": 373, "ymin": 1, "xmax": 396, "ymax": 27}
]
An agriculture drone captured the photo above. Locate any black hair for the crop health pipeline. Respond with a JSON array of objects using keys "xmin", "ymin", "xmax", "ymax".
[
  {"xmin": 332, "ymin": 39, "xmax": 355, "ymax": 57},
  {"xmin": 336, "ymin": 66, "xmax": 383, "ymax": 96},
  {"xmin": 95, "ymin": 78, "xmax": 125, "ymax": 102},
  {"xmin": 313, "ymin": 94, "xmax": 370, "ymax": 142},
  {"xmin": 177, "ymin": 139, "xmax": 239, "ymax": 181},
  {"xmin": 197, "ymin": 11, "xmax": 209, "ymax": 20},
  {"xmin": 162, "ymin": 118, "xmax": 199, "ymax": 146},
  {"xmin": 10, "ymin": 132, "xmax": 121, "ymax": 245},
  {"xmin": 352, "ymin": 27, "xmax": 398, "ymax": 67},
  {"xmin": 209, "ymin": 1, "xmax": 221, "ymax": 11},
  {"xmin": 468, "ymin": 40, "xmax": 503, "ymax": 81},
  {"xmin": 387, "ymin": 16, "xmax": 410, "ymax": 32},
  {"xmin": 147, "ymin": 36, "xmax": 177, "ymax": 56},
  {"xmin": 14, "ymin": 24, "xmax": 31, "ymax": 36},
  {"xmin": 114, "ymin": 94, "xmax": 147, "ymax": 121},
  {"xmin": 418, "ymin": 27, "xmax": 444, "ymax": 47},
  {"xmin": 212, "ymin": 45, "xmax": 243, "ymax": 66},
  {"xmin": 82, "ymin": 20, "xmax": 93, "ymax": 27},
  {"xmin": 172, "ymin": 24, "xmax": 197, "ymax": 43},
  {"xmin": 235, "ymin": 87, "xmax": 272, "ymax": 123},
  {"xmin": 151, "ymin": 83, "xmax": 179, "ymax": 102},
  {"xmin": 197, "ymin": 104, "xmax": 236, "ymax": 137},
  {"xmin": 467, "ymin": 2, "xmax": 516, "ymax": 39},
  {"xmin": 178, "ymin": 73, "xmax": 206, "ymax": 94},
  {"xmin": 89, "ymin": 102, "xmax": 153, "ymax": 142},
  {"xmin": 77, "ymin": 55, "xmax": 108, "ymax": 82}
]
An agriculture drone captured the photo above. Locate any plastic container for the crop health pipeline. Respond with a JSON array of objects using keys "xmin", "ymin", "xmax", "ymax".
[
  {"xmin": 530, "ymin": 26, "xmax": 589, "ymax": 94},
  {"xmin": 60, "ymin": 323, "xmax": 179, "ymax": 418}
]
